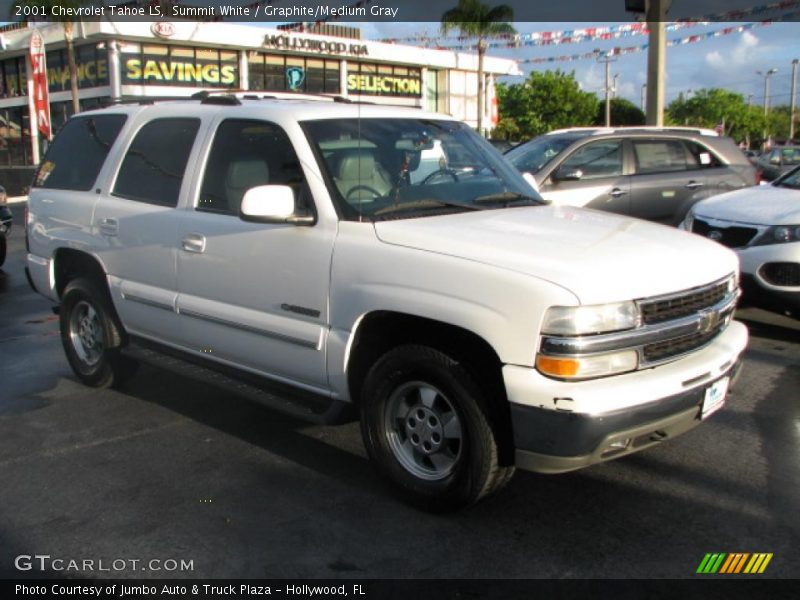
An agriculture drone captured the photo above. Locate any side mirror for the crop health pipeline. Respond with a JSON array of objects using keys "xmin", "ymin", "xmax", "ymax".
[
  {"xmin": 240, "ymin": 185, "xmax": 314, "ymax": 225},
  {"xmin": 552, "ymin": 166, "xmax": 583, "ymax": 182},
  {"xmin": 521, "ymin": 171, "xmax": 539, "ymax": 193}
]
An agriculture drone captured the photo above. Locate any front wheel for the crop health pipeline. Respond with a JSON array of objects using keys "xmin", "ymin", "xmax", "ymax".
[
  {"xmin": 360, "ymin": 344, "xmax": 512, "ymax": 511},
  {"xmin": 60, "ymin": 278, "xmax": 135, "ymax": 388}
]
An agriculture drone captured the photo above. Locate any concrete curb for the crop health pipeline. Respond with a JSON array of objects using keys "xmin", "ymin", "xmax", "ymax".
[{"xmin": 7, "ymin": 196, "xmax": 28, "ymax": 205}]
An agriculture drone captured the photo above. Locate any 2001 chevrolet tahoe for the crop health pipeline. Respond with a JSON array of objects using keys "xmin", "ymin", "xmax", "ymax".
[{"xmin": 25, "ymin": 95, "xmax": 748, "ymax": 510}]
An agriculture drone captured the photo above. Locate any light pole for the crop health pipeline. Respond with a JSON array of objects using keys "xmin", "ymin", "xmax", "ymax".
[
  {"xmin": 758, "ymin": 68, "xmax": 778, "ymax": 116},
  {"xmin": 758, "ymin": 68, "xmax": 777, "ymax": 149},
  {"xmin": 597, "ymin": 54, "xmax": 616, "ymax": 127},
  {"xmin": 791, "ymin": 59, "xmax": 798, "ymax": 140},
  {"xmin": 612, "ymin": 74, "xmax": 620, "ymax": 99},
  {"xmin": 641, "ymin": 83, "xmax": 646, "ymax": 112}
]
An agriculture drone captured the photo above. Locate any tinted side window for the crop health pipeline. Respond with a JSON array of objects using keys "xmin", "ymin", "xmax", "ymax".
[
  {"xmin": 633, "ymin": 140, "xmax": 688, "ymax": 174},
  {"xmin": 198, "ymin": 119, "xmax": 305, "ymax": 215},
  {"xmin": 559, "ymin": 140, "xmax": 623, "ymax": 180},
  {"xmin": 685, "ymin": 141, "xmax": 722, "ymax": 169},
  {"xmin": 113, "ymin": 118, "xmax": 200, "ymax": 207},
  {"xmin": 34, "ymin": 114, "xmax": 127, "ymax": 190}
]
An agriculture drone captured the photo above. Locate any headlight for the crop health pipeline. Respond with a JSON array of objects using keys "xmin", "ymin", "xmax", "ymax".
[
  {"xmin": 541, "ymin": 301, "xmax": 640, "ymax": 336},
  {"xmin": 752, "ymin": 224, "xmax": 800, "ymax": 246}
]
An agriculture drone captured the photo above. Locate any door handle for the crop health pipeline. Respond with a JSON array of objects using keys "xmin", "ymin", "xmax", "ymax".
[
  {"xmin": 685, "ymin": 181, "xmax": 704, "ymax": 190},
  {"xmin": 181, "ymin": 233, "xmax": 206, "ymax": 254},
  {"xmin": 98, "ymin": 218, "xmax": 118, "ymax": 236},
  {"xmin": 609, "ymin": 188, "xmax": 628, "ymax": 198}
]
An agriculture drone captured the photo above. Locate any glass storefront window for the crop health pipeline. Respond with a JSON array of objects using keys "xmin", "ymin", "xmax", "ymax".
[{"xmin": 249, "ymin": 53, "xmax": 341, "ymax": 94}]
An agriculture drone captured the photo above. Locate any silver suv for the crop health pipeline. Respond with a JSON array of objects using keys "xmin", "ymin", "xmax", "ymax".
[{"xmin": 506, "ymin": 127, "xmax": 757, "ymax": 226}]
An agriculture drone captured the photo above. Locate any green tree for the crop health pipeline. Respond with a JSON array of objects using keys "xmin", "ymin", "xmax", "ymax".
[
  {"xmin": 496, "ymin": 70, "xmax": 598, "ymax": 139},
  {"xmin": 12, "ymin": 0, "xmax": 90, "ymax": 115},
  {"xmin": 441, "ymin": 0, "xmax": 515, "ymax": 136},
  {"xmin": 666, "ymin": 88, "xmax": 766, "ymax": 146},
  {"xmin": 594, "ymin": 97, "xmax": 645, "ymax": 126}
]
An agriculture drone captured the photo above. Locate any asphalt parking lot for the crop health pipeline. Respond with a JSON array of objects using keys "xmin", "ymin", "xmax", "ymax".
[{"xmin": 1, "ymin": 203, "xmax": 798, "ymax": 580}]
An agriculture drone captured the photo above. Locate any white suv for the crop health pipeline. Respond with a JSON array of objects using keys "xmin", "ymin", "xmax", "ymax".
[{"xmin": 26, "ymin": 96, "xmax": 748, "ymax": 510}]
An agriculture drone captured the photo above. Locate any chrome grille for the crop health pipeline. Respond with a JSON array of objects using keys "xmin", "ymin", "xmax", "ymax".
[
  {"xmin": 639, "ymin": 279, "xmax": 730, "ymax": 325},
  {"xmin": 642, "ymin": 323, "xmax": 726, "ymax": 363}
]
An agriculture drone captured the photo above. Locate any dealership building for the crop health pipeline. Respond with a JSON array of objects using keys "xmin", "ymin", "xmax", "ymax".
[{"xmin": 0, "ymin": 20, "xmax": 521, "ymax": 193}]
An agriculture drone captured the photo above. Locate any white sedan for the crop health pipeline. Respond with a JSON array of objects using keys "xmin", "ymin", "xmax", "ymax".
[{"xmin": 681, "ymin": 166, "xmax": 800, "ymax": 318}]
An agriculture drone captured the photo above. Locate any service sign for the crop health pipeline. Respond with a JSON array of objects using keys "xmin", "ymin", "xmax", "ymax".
[{"xmin": 347, "ymin": 73, "xmax": 422, "ymax": 97}]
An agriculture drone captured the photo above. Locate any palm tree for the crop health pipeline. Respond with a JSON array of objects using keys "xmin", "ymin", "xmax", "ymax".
[
  {"xmin": 11, "ymin": 0, "xmax": 90, "ymax": 115},
  {"xmin": 441, "ymin": 0, "xmax": 515, "ymax": 136}
]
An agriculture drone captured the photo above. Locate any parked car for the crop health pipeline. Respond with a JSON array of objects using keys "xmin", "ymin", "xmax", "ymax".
[
  {"xmin": 743, "ymin": 149, "xmax": 760, "ymax": 165},
  {"xmin": 26, "ymin": 97, "xmax": 747, "ymax": 510},
  {"xmin": 681, "ymin": 165, "xmax": 800, "ymax": 317},
  {"xmin": 754, "ymin": 145, "xmax": 800, "ymax": 182},
  {"xmin": 0, "ymin": 185, "xmax": 12, "ymax": 267},
  {"xmin": 505, "ymin": 127, "xmax": 757, "ymax": 226}
]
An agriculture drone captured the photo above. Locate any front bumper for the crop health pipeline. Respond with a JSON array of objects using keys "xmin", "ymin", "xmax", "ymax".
[
  {"xmin": 505, "ymin": 320, "xmax": 748, "ymax": 473},
  {"xmin": 513, "ymin": 360, "xmax": 741, "ymax": 473}
]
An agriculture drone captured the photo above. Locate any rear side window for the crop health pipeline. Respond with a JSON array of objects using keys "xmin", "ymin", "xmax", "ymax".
[
  {"xmin": 113, "ymin": 118, "xmax": 200, "ymax": 207},
  {"xmin": 632, "ymin": 140, "xmax": 689, "ymax": 174},
  {"xmin": 34, "ymin": 114, "xmax": 127, "ymax": 190},
  {"xmin": 685, "ymin": 141, "xmax": 722, "ymax": 168}
]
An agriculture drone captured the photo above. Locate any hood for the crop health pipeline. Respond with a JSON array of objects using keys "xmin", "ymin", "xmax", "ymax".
[
  {"xmin": 693, "ymin": 184, "xmax": 800, "ymax": 225},
  {"xmin": 374, "ymin": 206, "xmax": 738, "ymax": 305}
]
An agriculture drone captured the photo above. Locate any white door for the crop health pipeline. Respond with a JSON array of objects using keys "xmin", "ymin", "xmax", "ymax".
[
  {"xmin": 94, "ymin": 116, "xmax": 203, "ymax": 342},
  {"xmin": 175, "ymin": 118, "xmax": 336, "ymax": 390}
]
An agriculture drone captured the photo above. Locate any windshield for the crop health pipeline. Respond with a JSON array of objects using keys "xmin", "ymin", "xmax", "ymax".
[
  {"xmin": 775, "ymin": 166, "xmax": 800, "ymax": 189},
  {"xmin": 504, "ymin": 134, "xmax": 581, "ymax": 174},
  {"xmin": 303, "ymin": 118, "xmax": 543, "ymax": 221}
]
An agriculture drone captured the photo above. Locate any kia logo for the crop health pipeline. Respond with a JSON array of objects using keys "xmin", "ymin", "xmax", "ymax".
[
  {"xmin": 151, "ymin": 22, "xmax": 175, "ymax": 38},
  {"xmin": 707, "ymin": 230, "xmax": 723, "ymax": 242}
]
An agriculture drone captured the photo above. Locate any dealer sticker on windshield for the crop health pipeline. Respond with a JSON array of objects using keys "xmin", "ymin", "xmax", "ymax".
[{"xmin": 702, "ymin": 376, "xmax": 730, "ymax": 419}]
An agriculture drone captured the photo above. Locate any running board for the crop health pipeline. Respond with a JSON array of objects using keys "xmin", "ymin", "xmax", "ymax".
[{"xmin": 123, "ymin": 338, "xmax": 354, "ymax": 425}]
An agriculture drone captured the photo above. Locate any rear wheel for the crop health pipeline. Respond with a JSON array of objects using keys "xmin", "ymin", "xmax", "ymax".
[
  {"xmin": 0, "ymin": 235, "xmax": 6, "ymax": 267},
  {"xmin": 360, "ymin": 344, "xmax": 511, "ymax": 511},
  {"xmin": 60, "ymin": 278, "xmax": 136, "ymax": 388}
]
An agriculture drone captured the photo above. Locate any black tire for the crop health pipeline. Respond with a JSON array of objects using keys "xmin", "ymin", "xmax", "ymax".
[
  {"xmin": 0, "ymin": 235, "xmax": 6, "ymax": 268},
  {"xmin": 59, "ymin": 277, "xmax": 136, "ymax": 388},
  {"xmin": 360, "ymin": 344, "xmax": 510, "ymax": 511}
]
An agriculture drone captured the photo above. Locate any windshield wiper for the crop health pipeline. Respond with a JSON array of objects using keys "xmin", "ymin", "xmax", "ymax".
[
  {"xmin": 373, "ymin": 198, "xmax": 486, "ymax": 217},
  {"xmin": 473, "ymin": 191, "xmax": 548, "ymax": 207}
]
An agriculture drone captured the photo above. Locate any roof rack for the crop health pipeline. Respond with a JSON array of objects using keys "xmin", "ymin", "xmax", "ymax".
[
  {"xmin": 98, "ymin": 90, "xmax": 378, "ymax": 109},
  {"xmin": 190, "ymin": 90, "xmax": 241, "ymax": 105},
  {"xmin": 546, "ymin": 125, "xmax": 719, "ymax": 137}
]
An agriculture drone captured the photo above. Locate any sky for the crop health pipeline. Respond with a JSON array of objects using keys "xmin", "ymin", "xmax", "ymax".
[{"xmin": 354, "ymin": 21, "xmax": 800, "ymax": 110}]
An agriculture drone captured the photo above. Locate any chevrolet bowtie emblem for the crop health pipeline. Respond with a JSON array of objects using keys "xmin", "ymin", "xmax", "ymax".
[{"xmin": 698, "ymin": 308, "xmax": 720, "ymax": 334}]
